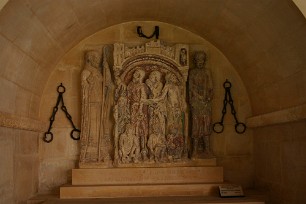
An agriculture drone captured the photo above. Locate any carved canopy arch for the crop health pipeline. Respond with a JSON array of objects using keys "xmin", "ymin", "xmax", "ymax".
[{"xmin": 120, "ymin": 54, "xmax": 185, "ymax": 86}]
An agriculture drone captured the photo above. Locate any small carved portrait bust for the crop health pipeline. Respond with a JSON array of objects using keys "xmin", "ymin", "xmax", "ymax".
[{"xmin": 179, "ymin": 48, "xmax": 187, "ymax": 66}]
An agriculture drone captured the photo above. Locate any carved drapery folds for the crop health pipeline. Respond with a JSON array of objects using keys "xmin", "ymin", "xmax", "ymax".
[
  {"xmin": 80, "ymin": 47, "xmax": 114, "ymax": 166},
  {"xmin": 189, "ymin": 51, "xmax": 214, "ymax": 159},
  {"xmin": 79, "ymin": 40, "xmax": 214, "ymax": 168},
  {"xmin": 112, "ymin": 40, "xmax": 189, "ymax": 166}
]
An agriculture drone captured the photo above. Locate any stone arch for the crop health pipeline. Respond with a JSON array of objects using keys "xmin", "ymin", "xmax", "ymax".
[{"xmin": 120, "ymin": 54, "xmax": 185, "ymax": 86}]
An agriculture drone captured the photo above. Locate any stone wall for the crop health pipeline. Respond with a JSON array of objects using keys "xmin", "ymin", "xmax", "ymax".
[
  {"xmin": 39, "ymin": 22, "xmax": 253, "ymax": 193},
  {"xmin": 0, "ymin": 0, "xmax": 304, "ymax": 203},
  {"xmin": 254, "ymin": 121, "xmax": 306, "ymax": 204},
  {"xmin": 0, "ymin": 127, "xmax": 39, "ymax": 204}
]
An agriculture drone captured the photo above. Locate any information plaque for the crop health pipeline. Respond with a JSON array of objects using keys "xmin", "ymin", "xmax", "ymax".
[{"xmin": 219, "ymin": 184, "xmax": 244, "ymax": 197}]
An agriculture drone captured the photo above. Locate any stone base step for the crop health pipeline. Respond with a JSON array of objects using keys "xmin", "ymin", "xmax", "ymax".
[
  {"xmin": 72, "ymin": 166, "xmax": 223, "ymax": 185},
  {"xmin": 29, "ymin": 191, "xmax": 266, "ymax": 204},
  {"xmin": 60, "ymin": 183, "xmax": 222, "ymax": 199}
]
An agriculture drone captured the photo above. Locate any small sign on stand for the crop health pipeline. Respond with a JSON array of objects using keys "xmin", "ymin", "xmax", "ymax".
[{"xmin": 219, "ymin": 184, "xmax": 244, "ymax": 198}]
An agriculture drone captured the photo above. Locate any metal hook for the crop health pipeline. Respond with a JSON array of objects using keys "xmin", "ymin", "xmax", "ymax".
[
  {"xmin": 137, "ymin": 26, "xmax": 159, "ymax": 39},
  {"xmin": 57, "ymin": 83, "xmax": 66, "ymax": 94},
  {"xmin": 223, "ymin": 79, "xmax": 232, "ymax": 89}
]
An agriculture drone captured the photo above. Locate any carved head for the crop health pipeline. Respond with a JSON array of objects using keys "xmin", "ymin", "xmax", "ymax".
[
  {"xmin": 194, "ymin": 51, "xmax": 206, "ymax": 69},
  {"xmin": 125, "ymin": 123, "xmax": 135, "ymax": 135},
  {"xmin": 149, "ymin": 70, "xmax": 161, "ymax": 83},
  {"xmin": 85, "ymin": 50, "xmax": 100, "ymax": 68},
  {"xmin": 132, "ymin": 69, "xmax": 145, "ymax": 83}
]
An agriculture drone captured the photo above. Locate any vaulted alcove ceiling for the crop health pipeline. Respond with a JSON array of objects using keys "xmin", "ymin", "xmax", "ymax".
[{"xmin": 0, "ymin": 0, "xmax": 305, "ymax": 118}]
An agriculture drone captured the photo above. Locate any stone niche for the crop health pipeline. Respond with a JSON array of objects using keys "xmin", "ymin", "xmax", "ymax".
[
  {"xmin": 42, "ymin": 22, "xmax": 253, "ymax": 197},
  {"xmin": 60, "ymin": 39, "xmax": 224, "ymax": 199},
  {"xmin": 79, "ymin": 39, "xmax": 214, "ymax": 168}
]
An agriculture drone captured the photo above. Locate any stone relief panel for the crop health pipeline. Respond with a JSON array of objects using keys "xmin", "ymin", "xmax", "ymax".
[
  {"xmin": 79, "ymin": 47, "xmax": 114, "ymax": 167},
  {"xmin": 112, "ymin": 40, "xmax": 189, "ymax": 166},
  {"xmin": 79, "ymin": 40, "xmax": 214, "ymax": 168}
]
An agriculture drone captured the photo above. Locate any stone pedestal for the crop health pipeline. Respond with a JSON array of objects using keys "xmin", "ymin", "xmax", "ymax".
[
  {"xmin": 60, "ymin": 183, "xmax": 221, "ymax": 199},
  {"xmin": 30, "ymin": 191, "xmax": 267, "ymax": 204},
  {"xmin": 71, "ymin": 167, "xmax": 223, "ymax": 186},
  {"xmin": 60, "ymin": 159, "xmax": 225, "ymax": 199}
]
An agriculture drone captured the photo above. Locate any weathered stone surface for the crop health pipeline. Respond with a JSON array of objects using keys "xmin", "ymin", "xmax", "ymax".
[
  {"xmin": 0, "ymin": 0, "xmax": 305, "ymax": 203},
  {"xmin": 0, "ymin": 77, "xmax": 17, "ymax": 114},
  {"xmin": 0, "ymin": 127, "xmax": 14, "ymax": 204},
  {"xmin": 0, "ymin": 127, "xmax": 39, "ymax": 204},
  {"xmin": 15, "ymin": 130, "xmax": 39, "ymax": 155},
  {"xmin": 254, "ymin": 120, "xmax": 306, "ymax": 204},
  {"xmin": 40, "ymin": 22, "xmax": 253, "ymax": 195},
  {"xmin": 0, "ymin": 111, "xmax": 46, "ymax": 132},
  {"xmin": 31, "ymin": 193, "xmax": 267, "ymax": 204},
  {"xmin": 218, "ymin": 156, "xmax": 254, "ymax": 188},
  {"xmin": 189, "ymin": 51, "xmax": 214, "ymax": 158},
  {"xmin": 14, "ymin": 155, "xmax": 39, "ymax": 203},
  {"xmin": 72, "ymin": 166, "xmax": 223, "ymax": 185},
  {"xmin": 15, "ymin": 87, "xmax": 32, "ymax": 118},
  {"xmin": 247, "ymin": 103, "xmax": 306, "ymax": 128},
  {"xmin": 39, "ymin": 159, "xmax": 76, "ymax": 194},
  {"xmin": 40, "ymin": 128, "xmax": 72, "ymax": 159},
  {"xmin": 60, "ymin": 183, "xmax": 221, "ymax": 199},
  {"xmin": 79, "ymin": 40, "xmax": 193, "ymax": 166}
]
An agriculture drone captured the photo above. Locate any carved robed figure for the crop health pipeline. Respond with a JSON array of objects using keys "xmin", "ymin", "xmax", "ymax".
[
  {"xmin": 189, "ymin": 51, "xmax": 214, "ymax": 158},
  {"xmin": 80, "ymin": 48, "xmax": 114, "ymax": 165}
]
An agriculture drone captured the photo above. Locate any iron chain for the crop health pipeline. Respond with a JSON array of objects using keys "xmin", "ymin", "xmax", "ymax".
[
  {"xmin": 213, "ymin": 79, "xmax": 246, "ymax": 134},
  {"xmin": 43, "ymin": 83, "xmax": 80, "ymax": 143}
]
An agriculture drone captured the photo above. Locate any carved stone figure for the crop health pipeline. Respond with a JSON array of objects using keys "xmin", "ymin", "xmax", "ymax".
[
  {"xmin": 179, "ymin": 48, "xmax": 187, "ymax": 66},
  {"xmin": 161, "ymin": 73, "xmax": 185, "ymax": 134},
  {"xmin": 147, "ymin": 124, "xmax": 167, "ymax": 162},
  {"xmin": 79, "ymin": 48, "xmax": 115, "ymax": 165},
  {"xmin": 118, "ymin": 123, "xmax": 140, "ymax": 163},
  {"xmin": 127, "ymin": 69, "xmax": 149, "ymax": 161},
  {"xmin": 146, "ymin": 70, "xmax": 166, "ymax": 137},
  {"xmin": 145, "ymin": 72, "xmax": 186, "ymax": 160},
  {"xmin": 189, "ymin": 51, "xmax": 213, "ymax": 158},
  {"xmin": 146, "ymin": 70, "xmax": 163, "ymax": 99},
  {"xmin": 166, "ymin": 126, "xmax": 184, "ymax": 161},
  {"xmin": 116, "ymin": 90, "xmax": 130, "ymax": 134},
  {"xmin": 113, "ymin": 78, "xmax": 129, "ymax": 164},
  {"xmin": 80, "ymin": 50, "xmax": 103, "ymax": 163}
]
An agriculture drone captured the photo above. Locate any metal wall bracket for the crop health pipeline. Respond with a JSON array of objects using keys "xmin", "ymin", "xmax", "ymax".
[{"xmin": 137, "ymin": 26, "xmax": 159, "ymax": 39}]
